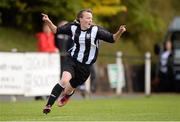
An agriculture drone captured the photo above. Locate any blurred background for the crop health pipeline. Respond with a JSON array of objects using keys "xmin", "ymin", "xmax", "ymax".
[{"xmin": 0, "ymin": 0, "xmax": 180, "ymax": 99}]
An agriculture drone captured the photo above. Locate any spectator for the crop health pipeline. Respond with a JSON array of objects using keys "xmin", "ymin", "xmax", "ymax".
[
  {"xmin": 36, "ymin": 23, "xmax": 57, "ymax": 53},
  {"xmin": 78, "ymin": 64, "xmax": 97, "ymax": 98},
  {"xmin": 158, "ymin": 40, "xmax": 174, "ymax": 92},
  {"xmin": 55, "ymin": 20, "xmax": 73, "ymax": 66},
  {"xmin": 35, "ymin": 23, "xmax": 57, "ymax": 100},
  {"xmin": 55, "ymin": 20, "xmax": 73, "ymax": 53}
]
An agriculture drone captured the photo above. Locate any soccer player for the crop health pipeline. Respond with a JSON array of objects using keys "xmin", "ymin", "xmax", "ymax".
[{"xmin": 42, "ymin": 9, "xmax": 126, "ymax": 114}]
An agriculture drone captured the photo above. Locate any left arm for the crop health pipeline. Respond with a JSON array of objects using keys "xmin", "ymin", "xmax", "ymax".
[
  {"xmin": 113, "ymin": 25, "xmax": 126, "ymax": 42},
  {"xmin": 97, "ymin": 25, "xmax": 126, "ymax": 43}
]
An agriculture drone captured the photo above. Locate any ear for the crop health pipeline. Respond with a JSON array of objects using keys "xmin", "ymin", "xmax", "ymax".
[{"xmin": 79, "ymin": 17, "xmax": 83, "ymax": 22}]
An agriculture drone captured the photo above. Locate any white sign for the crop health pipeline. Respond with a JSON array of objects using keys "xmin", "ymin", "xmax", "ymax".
[
  {"xmin": 107, "ymin": 64, "xmax": 125, "ymax": 88},
  {"xmin": 0, "ymin": 52, "xmax": 60, "ymax": 96},
  {"xmin": 0, "ymin": 52, "xmax": 24, "ymax": 95}
]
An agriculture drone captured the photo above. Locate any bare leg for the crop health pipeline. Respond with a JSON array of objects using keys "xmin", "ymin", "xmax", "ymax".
[{"xmin": 43, "ymin": 71, "xmax": 72, "ymax": 114}]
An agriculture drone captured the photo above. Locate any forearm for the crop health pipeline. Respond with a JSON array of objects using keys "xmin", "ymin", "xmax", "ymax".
[
  {"xmin": 41, "ymin": 13, "xmax": 57, "ymax": 33},
  {"xmin": 113, "ymin": 31, "xmax": 122, "ymax": 42},
  {"xmin": 113, "ymin": 25, "xmax": 126, "ymax": 42},
  {"xmin": 46, "ymin": 21, "xmax": 57, "ymax": 34}
]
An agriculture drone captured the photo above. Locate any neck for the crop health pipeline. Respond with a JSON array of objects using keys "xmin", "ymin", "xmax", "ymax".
[{"xmin": 80, "ymin": 25, "xmax": 88, "ymax": 30}]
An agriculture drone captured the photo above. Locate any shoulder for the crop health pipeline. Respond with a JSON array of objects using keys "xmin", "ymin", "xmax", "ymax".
[
  {"xmin": 93, "ymin": 25, "xmax": 109, "ymax": 34},
  {"xmin": 90, "ymin": 25, "xmax": 98, "ymax": 32},
  {"xmin": 36, "ymin": 32, "xmax": 45, "ymax": 38},
  {"xmin": 96, "ymin": 25, "xmax": 108, "ymax": 31},
  {"xmin": 57, "ymin": 22, "xmax": 78, "ymax": 34},
  {"xmin": 62, "ymin": 21, "xmax": 80, "ymax": 30},
  {"xmin": 69, "ymin": 21, "xmax": 80, "ymax": 27}
]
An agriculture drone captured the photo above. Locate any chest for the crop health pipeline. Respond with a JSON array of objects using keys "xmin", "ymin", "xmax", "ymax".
[{"xmin": 74, "ymin": 31, "xmax": 97, "ymax": 44}]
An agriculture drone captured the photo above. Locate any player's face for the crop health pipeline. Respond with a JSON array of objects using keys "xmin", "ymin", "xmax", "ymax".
[{"xmin": 80, "ymin": 11, "xmax": 92, "ymax": 30}]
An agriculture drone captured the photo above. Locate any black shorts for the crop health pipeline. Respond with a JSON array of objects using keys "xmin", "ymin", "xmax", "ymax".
[{"xmin": 61, "ymin": 56, "xmax": 91, "ymax": 88}]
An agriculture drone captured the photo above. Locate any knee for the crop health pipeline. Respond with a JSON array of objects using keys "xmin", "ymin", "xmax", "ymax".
[
  {"xmin": 60, "ymin": 73, "xmax": 72, "ymax": 87},
  {"xmin": 64, "ymin": 87, "xmax": 75, "ymax": 95},
  {"xmin": 64, "ymin": 83, "xmax": 75, "ymax": 95},
  {"xmin": 59, "ymin": 79, "xmax": 69, "ymax": 88}
]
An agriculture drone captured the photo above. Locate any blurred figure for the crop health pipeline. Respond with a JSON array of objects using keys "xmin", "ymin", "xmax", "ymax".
[
  {"xmin": 36, "ymin": 23, "xmax": 57, "ymax": 53},
  {"xmin": 158, "ymin": 40, "xmax": 174, "ymax": 92},
  {"xmin": 35, "ymin": 23, "xmax": 57, "ymax": 100},
  {"xmin": 55, "ymin": 20, "xmax": 73, "ymax": 54},
  {"xmin": 78, "ymin": 64, "xmax": 97, "ymax": 98},
  {"xmin": 90, "ymin": 64, "xmax": 97, "ymax": 93},
  {"xmin": 55, "ymin": 20, "xmax": 73, "ymax": 67}
]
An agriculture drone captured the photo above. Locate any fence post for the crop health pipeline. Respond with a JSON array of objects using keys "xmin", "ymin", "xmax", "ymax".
[
  {"xmin": 11, "ymin": 49, "xmax": 17, "ymax": 102},
  {"xmin": 145, "ymin": 52, "xmax": 151, "ymax": 96},
  {"xmin": 116, "ymin": 51, "xmax": 123, "ymax": 95}
]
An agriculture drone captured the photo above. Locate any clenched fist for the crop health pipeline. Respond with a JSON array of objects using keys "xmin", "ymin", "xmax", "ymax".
[{"xmin": 119, "ymin": 25, "xmax": 126, "ymax": 34}]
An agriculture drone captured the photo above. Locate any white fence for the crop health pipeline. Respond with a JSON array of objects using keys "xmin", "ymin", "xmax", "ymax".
[
  {"xmin": 106, "ymin": 51, "xmax": 151, "ymax": 96},
  {"xmin": 0, "ymin": 52, "xmax": 60, "ymax": 96},
  {"xmin": 0, "ymin": 51, "xmax": 151, "ymax": 97}
]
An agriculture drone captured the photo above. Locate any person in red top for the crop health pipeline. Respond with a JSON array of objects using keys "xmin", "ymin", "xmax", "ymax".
[
  {"xmin": 35, "ymin": 23, "xmax": 58, "ymax": 101},
  {"xmin": 36, "ymin": 23, "xmax": 57, "ymax": 52}
]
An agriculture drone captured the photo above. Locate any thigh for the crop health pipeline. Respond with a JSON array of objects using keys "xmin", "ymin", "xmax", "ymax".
[
  {"xmin": 60, "ymin": 57, "xmax": 75, "ymax": 87},
  {"xmin": 60, "ymin": 71, "xmax": 72, "ymax": 87},
  {"xmin": 61, "ymin": 56, "xmax": 75, "ymax": 78},
  {"xmin": 69, "ymin": 65, "xmax": 90, "ymax": 88}
]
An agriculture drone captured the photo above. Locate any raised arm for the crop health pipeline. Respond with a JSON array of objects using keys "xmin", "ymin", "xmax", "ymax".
[
  {"xmin": 41, "ymin": 13, "xmax": 57, "ymax": 34},
  {"xmin": 113, "ymin": 25, "xmax": 126, "ymax": 42}
]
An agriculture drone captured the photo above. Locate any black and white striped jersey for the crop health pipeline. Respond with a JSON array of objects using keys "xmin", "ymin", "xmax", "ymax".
[{"xmin": 57, "ymin": 22, "xmax": 115, "ymax": 65}]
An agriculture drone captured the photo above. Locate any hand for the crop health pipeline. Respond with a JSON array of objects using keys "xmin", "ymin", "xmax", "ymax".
[
  {"xmin": 113, "ymin": 25, "xmax": 126, "ymax": 41},
  {"xmin": 41, "ymin": 13, "xmax": 51, "ymax": 23},
  {"xmin": 119, "ymin": 25, "xmax": 126, "ymax": 34},
  {"xmin": 41, "ymin": 13, "xmax": 57, "ymax": 33}
]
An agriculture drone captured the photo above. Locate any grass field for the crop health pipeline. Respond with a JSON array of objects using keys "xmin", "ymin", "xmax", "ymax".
[
  {"xmin": 0, "ymin": 94, "xmax": 180, "ymax": 121},
  {"xmin": 0, "ymin": 27, "xmax": 142, "ymax": 64},
  {"xmin": 0, "ymin": 27, "xmax": 37, "ymax": 52}
]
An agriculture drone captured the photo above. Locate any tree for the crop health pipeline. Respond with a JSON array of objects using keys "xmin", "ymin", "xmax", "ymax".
[
  {"xmin": 0, "ymin": 0, "xmax": 82, "ymax": 32},
  {"xmin": 120, "ymin": 0, "xmax": 174, "ymax": 55},
  {"xmin": 81, "ymin": 0, "xmax": 126, "ymax": 27}
]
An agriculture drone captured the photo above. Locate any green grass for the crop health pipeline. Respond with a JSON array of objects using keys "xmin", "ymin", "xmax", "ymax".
[
  {"xmin": 0, "ymin": 27, "xmax": 37, "ymax": 52},
  {"xmin": 0, "ymin": 27, "xmax": 142, "ymax": 64},
  {"xmin": 0, "ymin": 94, "xmax": 180, "ymax": 121}
]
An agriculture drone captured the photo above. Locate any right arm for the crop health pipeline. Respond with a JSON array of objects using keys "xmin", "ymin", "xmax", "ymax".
[{"xmin": 41, "ymin": 13, "xmax": 57, "ymax": 34}]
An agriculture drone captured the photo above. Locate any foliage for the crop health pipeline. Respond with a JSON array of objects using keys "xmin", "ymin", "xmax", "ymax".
[
  {"xmin": 0, "ymin": 0, "xmax": 126, "ymax": 32},
  {"xmin": 0, "ymin": 0, "xmax": 81, "ymax": 32},
  {"xmin": 81, "ymin": 0, "xmax": 126, "ymax": 27},
  {"xmin": 82, "ymin": 0, "xmax": 126, "ymax": 16},
  {"xmin": 0, "ymin": 0, "xmax": 180, "ymax": 58},
  {"xmin": 0, "ymin": 27, "xmax": 37, "ymax": 51},
  {"xmin": 119, "ymin": 0, "xmax": 175, "ymax": 55}
]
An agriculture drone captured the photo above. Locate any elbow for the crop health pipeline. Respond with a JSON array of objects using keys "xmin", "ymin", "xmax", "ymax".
[
  {"xmin": 113, "ymin": 36, "xmax": 118, "ymax": 43},
  {"xmin": 111, "ymin": 34, "xmax": 118, "ymax": 43},
  {"xmin": 113, "ymin": 35, "xmax": 117, "ymax": 42},
  {"xmin": 52, "ymin": 28, "xmax": 57, "ymax": 34}
]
